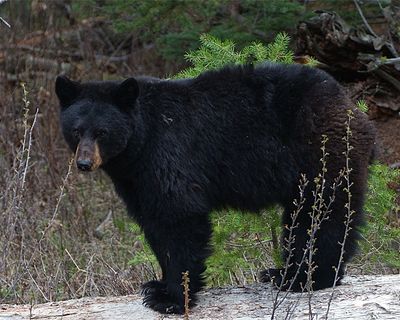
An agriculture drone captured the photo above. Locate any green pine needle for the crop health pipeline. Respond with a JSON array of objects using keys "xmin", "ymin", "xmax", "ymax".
[{"xmin": 176, "ymin": 32, "xmax": 293, "ymax": 79}]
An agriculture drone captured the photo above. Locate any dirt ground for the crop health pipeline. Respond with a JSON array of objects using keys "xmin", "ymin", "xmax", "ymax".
[
  {"xmin": 342, "ymin": 80, "xmax": 400, "ymax": 167},
  {"xmin": 375, "ymin": 117, "xmax": 400, "ymax": 167}
]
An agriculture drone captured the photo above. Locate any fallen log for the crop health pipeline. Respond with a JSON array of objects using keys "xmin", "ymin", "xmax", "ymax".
[
  {"xmin": 296, "ymin": 10, "xmax": 400, "ymax": 92},
  {"xmin": 1, "ymin": 274, "xmax": 399, "ymax": 319}
]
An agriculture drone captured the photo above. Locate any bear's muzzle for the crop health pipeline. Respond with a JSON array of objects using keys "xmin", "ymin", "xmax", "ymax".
[{"xmin": 75, "ymin": 139, "xmax": 102, "ymax": 171}]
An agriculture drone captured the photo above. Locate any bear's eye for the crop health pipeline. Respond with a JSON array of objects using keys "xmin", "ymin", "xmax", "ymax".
[
  {"xmin": 72, "ymin": 128, "xmax": 81, "ymax": 139},
  {"xmin": 96, "ymin": 129, "xmax": 108, "ymax": 138}
]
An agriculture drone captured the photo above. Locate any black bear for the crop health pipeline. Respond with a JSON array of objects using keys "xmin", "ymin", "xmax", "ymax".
[{"xmin": 55, "ymin": 63, "xmax": 375, "ymax": 314}]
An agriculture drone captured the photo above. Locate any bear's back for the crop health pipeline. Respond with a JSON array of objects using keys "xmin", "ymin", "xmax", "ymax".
[{"xmin": 144, "ymin": 63, "xmax": 345, "ymax": 131}]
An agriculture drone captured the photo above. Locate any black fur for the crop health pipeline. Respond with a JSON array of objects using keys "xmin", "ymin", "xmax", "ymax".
[{"xmin": 56, "ymin": 63, "xmax": 376, "ymax": 314}]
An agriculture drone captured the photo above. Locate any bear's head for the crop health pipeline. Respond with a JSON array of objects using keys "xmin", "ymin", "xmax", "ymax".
[{"xmin": 55, "ymin": 76, "xmax": 139, "ymax": 172}]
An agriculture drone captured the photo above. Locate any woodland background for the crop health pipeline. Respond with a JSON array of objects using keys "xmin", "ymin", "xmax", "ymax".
[{"xmin": 0, "ymin": 0, "xmax": 399, "ymax": 307}]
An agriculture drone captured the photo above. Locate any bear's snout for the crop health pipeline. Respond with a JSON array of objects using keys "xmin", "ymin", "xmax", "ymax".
[
  {"xmin": 75, "ymin": 140, "xmax": 102, "ymax": 172},
  {"xmin": 76, "ymin": 159, "xmax": 92, "ymax": 171}
]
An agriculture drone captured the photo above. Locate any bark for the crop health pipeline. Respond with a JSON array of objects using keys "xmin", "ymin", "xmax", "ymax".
[
  {"xmin": 1, "ymin": 275, "xmax": 399, "ymax": 319},
  {"xmin": 296, "ymin": 10, "xmax": 400, "ymax": 93}
]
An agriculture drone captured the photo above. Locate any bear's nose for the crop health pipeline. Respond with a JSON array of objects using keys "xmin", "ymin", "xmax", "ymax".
[{"xmin": 76, "ymin": 159, "xmax": 92, "ymax": 171}]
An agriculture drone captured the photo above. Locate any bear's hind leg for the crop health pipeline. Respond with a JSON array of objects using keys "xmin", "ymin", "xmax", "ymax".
[{"xmin": 260, "ymin": 181, "xmax": 365, "ymax": 292}]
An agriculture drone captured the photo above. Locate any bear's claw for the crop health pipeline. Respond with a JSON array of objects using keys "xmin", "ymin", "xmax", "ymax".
[{"xmin": 141, "ymin": 280, "xmax": 184, "ymax": 314}]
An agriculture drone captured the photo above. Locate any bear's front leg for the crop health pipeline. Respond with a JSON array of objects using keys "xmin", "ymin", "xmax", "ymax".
[{"xmin": 141, "ymin": 215, "xmax": 212, "ymax": 314}]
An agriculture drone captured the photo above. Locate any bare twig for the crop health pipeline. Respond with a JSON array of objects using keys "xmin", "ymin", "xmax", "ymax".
[
  {"xmin": 325, "ymin": 109, "xmax": 355, "ymax": 318},
  {"xmin": 271, "ymin": 174, "xmax": 308, "ymax": 318},
  {"xmin": 65, "ymin": 248, "xmax": 88, "ymax": 274},
  {"xmin": 94, "ymin": 210, "xmax": 113, "ymax": 239},
  {"xmin": 271, "ymin": 136, "xmax": 345, "ymax": 319},
  {"xmin": 0, "ymin": 16, "xmax": 10, "ymax": 28},
  {"xmin": 372, "ymin": 68, "xmax": 400, "ymax": 92},
  {"xmin": 353, "ymin": 0, "xmax": 399, "ymax": 57},
  {"xmin": 182, "ymin": 271, "xmax": 190, "ymax": 320},
  {"xmin": 379, "ymin": 57, "xmax": 400, "ymax": 65},
  {"xmin": 40, "ymin": 157, "xmax": 74, "ymax": 245},
  {"xmin": 358, "ymin": 54, "xmax": 400, "ymax": 68},
  {"xmin": 21, "ymin": 108, "xmax": 39, "ymax": 191},
  {"xmin": 376, "ymin": 0, "xmax": 399, "ymax": 57},
  {"xmin": 353, "ymin": 0, "xmax": 378, "ymax": 38}
]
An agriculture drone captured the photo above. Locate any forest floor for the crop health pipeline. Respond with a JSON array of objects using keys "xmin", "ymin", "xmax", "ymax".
[
  {"xmin": 341, "ymin": 80, "xmax": 400, "ymax": 167},
  {"xmin": 375, "ymin": 117, "xmax": 400, "ymax": 167}
]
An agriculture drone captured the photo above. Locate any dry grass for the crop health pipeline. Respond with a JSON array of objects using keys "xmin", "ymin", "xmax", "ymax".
[
  {"xmin": 0, "ymin": 7, "xmax": 164, "ymax": 304},
  {"xmin": 0, "ymin": 0, "xmax": 186, "ymax": 304},
  {"xmin": 0, "ymin": 81, "xmax": 156, "ymax": 304}
]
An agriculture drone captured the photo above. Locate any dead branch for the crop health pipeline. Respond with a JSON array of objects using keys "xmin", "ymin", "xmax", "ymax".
[{"xmin": 296, "ymin": 10, "xmax": 400, "ymax": 92}]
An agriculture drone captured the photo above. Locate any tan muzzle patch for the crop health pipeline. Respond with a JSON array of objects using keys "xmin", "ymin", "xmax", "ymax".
[{"xmin": 75, "ymin": 140, "xmax": 102, "ymax": 171}]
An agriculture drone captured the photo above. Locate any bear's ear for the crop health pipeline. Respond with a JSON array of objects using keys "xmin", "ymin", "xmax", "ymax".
[
  {"xmin": 55, "ymin": 76, "xmax": 81, "ymax": 109},
  {"xmin": 113, "ymin": 78, "xmax": 139, "ymax": 110}
]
